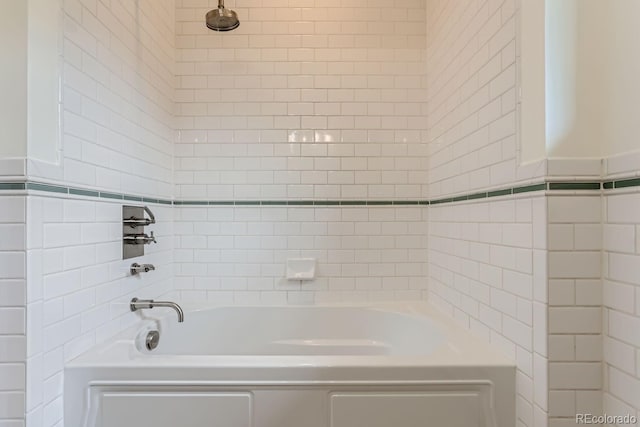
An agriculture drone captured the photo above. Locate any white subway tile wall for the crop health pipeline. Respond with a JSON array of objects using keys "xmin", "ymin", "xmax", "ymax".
[
  {"xmin": 429, "ymin": 195, "xmax": 548, "ymax": 427},
  {"xmin": 25, "ymin": 196, "xmax": 173, "ymax": 427},
  {"xmin": 547, "ymin": 195, "xmax": 603, "ymax": 427},
  {"xmin": 426, "ymin": 0, "xmax": 518, "ymax": 198},
  {"xmin": 172, "ymin": 205, "xmax": 428, "ymax": 303},
  {"xmin": 174, "ymin": 0, "xmax": 428, "ymax": 200},
  {"xmin": 22, "ymin": 0, "xmax": 178, "ymax": 426},
  {"xmin": 603, "ymin": 190, "xmax": 640, "ymax": 425},
  {"xmin": 0, "ymin": 196, "xmax": 26, "ymax": 426},
  {"xmin": 424, "ymin": 0, "xmax": 542, "ymax": 425},
  {"xmin": 34, "ymin": 0, "xmax": 176, "ymax": 198},
  {"xmin": 7, "ymin": 1, "xmax": 639, "ymax": 427}
]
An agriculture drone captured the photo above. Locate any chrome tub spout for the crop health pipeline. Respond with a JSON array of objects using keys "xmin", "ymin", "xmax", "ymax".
[{"xmin": 130, "ymin": 298, "xmax": 184, "ymax": 322}]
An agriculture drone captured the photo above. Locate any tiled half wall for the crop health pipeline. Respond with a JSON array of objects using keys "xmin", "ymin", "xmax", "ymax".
[
  {"xmin": 603, "ymin": 188, "xmax": 640, "ymax": 426},
  {"xmin": 24, "ymin": 194, "xmax": 173, "ymax": 427},
  {"xmin": 0, "ymin": 196, "xmax": 27, "ymax": 426},
  {"xmin": 429, "ymin": 193, "xmax": 548, "ymax": 427}
]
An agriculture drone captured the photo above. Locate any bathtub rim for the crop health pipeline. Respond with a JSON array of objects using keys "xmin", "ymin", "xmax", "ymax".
[{"xmin": 67, "ymin": 301, "xmax": 516, "ymax": 369}]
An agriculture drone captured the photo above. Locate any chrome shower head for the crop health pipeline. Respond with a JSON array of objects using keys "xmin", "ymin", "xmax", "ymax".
[{"xmin": 206, "ymin": 0, "xmax": 240, "ymax": 32}]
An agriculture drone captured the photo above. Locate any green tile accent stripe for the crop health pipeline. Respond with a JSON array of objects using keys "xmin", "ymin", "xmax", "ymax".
[
  {"xmin": 2, "ymin": 176, "xmax": 639, "ymax": 207},
  {"xmin": 18, "ymin": 181, "xmax": 174, "ymax": 204},
  {"xmin": 613, "ymin": 177, "xmax": 640, "ymax": 189},
  {"xmin": 71, "ymin": 188, "xmax": 100, "ymax": 197},
  {"xmin": 261, "ymin": 201, "xmax": 289, "ymax": 206},
  {"xmin": 175, "ymin": 201, "xmax": 208, "ymax": 206},
  {"xmin": 548, "ymin": 182, "xmax": 601, "ymax": 190},
  {"xmin": 287, "ymin": 200, "xmax": 314, "ymax": 206},
  {"xmin": 436, "ymin": 182, "xmax": 549, "ymax": 204},
  {"xmin": 159, "ymin": 200, "xmax": 426, "ymax": 206},
  {"xmin": 467, "ymin": 192, "xmax": 488, "ymax": 200},
  {"xmin": 99, "ymin": 192, "xmax": 123, "ymax": 200},
  {"xmin": 514, "ymin": 183, "xmax": 548, "ymax": 194},
  {"xmin": 488, "ymin": 188, "xmax": 512, "ymax": 198},
  {"xmin": 314, "ymin": 201, "xmax": 341, "ymax": 206},
  {"xmin": 0, "ymin": 183, "xmax": 26, "ymax": 190},
  {"xmin": 392, "ymin": 200, "xmax": 421, "ymax": 205},
  {"xmin": 27, "ymin": 182, "xmax": 68, "ymax": 194},
  {"xmin": 430, "ymin": 198, "xmax": 453, "ymax": 205}
]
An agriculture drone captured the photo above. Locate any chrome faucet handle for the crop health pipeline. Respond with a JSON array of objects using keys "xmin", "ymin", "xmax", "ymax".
[
  {"xmin": 123, "ymin": 206, "xmax": 157, "ymax": 228},
  {"xmin": 123, "ymin": 232, "xmax": 157, "ymax": 245},
  {"xmin": 130, "ymin": 263, "xmax": 156, "ymax": 275}
]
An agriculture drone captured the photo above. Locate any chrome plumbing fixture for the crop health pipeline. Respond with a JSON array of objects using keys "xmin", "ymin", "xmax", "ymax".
[
  {"xmin": 130, "ymin": 298, "xmax": 184, "ymax": 323},
  {"xmin": 123, "ymin": 206, "xmax": 157, "ymax": 259},
  {"xmin": 123, "ymin": 231, "xmax": 157, "ymax": 245},
  {"xmin": 130, "ymin": 263, "xmax": 156, "ymax": 275},
  {"xmin": 205, "ymin": 0, "xmax": 240, "ymax": 32},
  {"xmin": 123, "ymin": 206, "xmax": 156, "ymax": 227},
  {"xmin": 145, "ymin": 330, "xmax": 160, "ymax": 351}
]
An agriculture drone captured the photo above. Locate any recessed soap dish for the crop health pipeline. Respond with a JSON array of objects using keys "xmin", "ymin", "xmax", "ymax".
[{"xmin": 286, "ymin": 258, "xmax": 316, "ymax": 281}]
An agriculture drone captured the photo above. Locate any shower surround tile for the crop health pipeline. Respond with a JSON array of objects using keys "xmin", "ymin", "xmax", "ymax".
[
  {"xmin": 9, "ymin": 0, "xmax": 640, "ymax": 426},
  {"xmin": 23, "ymin": 0, "xmax": 178, "ymax": 426},
  {"xmin": 423, "ymin": 0, "xmax": 543, "ymax": 426},
  {"xmin": 172, "ymin": 205, "xmax": 428, "ymax": 304},
  {"xmin": 426, "ymin": 0, "xmax": 519, "ymax": 199},
  {"xmin": 28, "ymin": 0, "xmax": 175, "ymax": 200},
  {"xmin": 174, "ymin": 0, "xmax": 428, "ymax": 201}
]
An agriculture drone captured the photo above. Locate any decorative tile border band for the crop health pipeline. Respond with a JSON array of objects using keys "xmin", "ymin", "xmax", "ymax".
[
  {"xmin": 0, "ymin": 183, "xmax": 26, "ymax": 190},
  {"xmin": 429, "ymin": 183, "xmax": 549, "ymax": 205},
  {"xmin": 548, "ymin": 182, "xmax": 601, "ymax": 190},
  {"xmin": 18, "ymin": 182, "xmax": 174, "ymax": 205},
  {"xmin": 602, "ymin": 177, "xmax": 640, "ymax": 190},
  {"xmin": 0, "ymin": 178, "xmax": 634, "ymax": 206},
  {"xmin": 174, "ymin": 199, "xmax": 429, "ymax": 206}
]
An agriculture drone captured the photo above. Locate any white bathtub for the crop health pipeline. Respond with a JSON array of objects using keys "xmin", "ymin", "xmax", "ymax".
[{"xmin": 65, "ymin": 303, "xmax": 515, "ymax": 427}]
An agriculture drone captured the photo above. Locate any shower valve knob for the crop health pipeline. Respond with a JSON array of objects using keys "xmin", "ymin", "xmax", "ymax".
[{"xmin": 131, "ymin": 263, "xmax": 156, "ymax": 275}]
